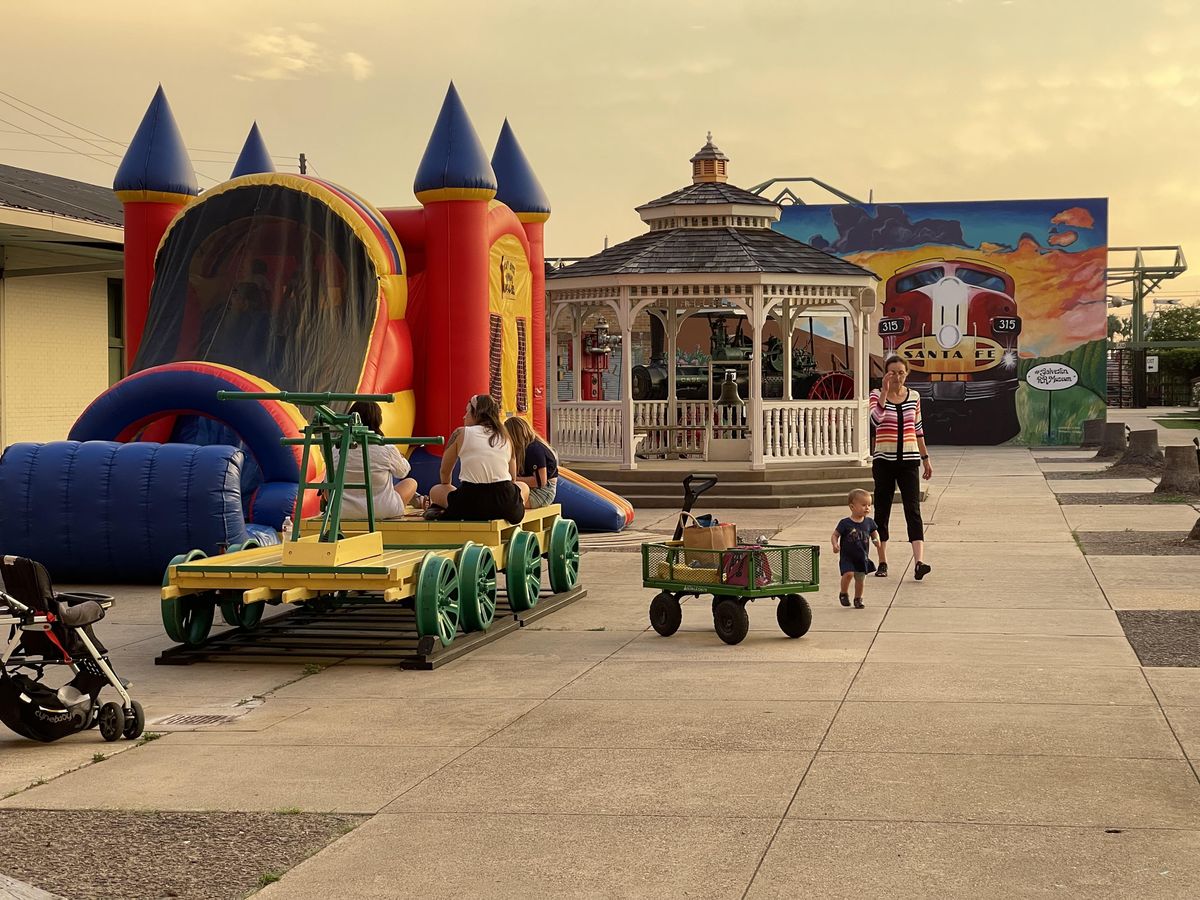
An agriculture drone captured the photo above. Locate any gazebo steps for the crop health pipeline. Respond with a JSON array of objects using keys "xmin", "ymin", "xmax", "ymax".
[
  {"xmin": 573, "ymin": 463, "xmax": 869, "ymax": 483},
  {"xmin": 611, "ymin": 491, "xmax": 861, "ymax": 509},
  {"xmin": 601, "ymin": 477, "xmax": 868, "ymax": 499},
  {"xmin": 569, "ymin": 460, "xmax": 922, "ymax": 508}
]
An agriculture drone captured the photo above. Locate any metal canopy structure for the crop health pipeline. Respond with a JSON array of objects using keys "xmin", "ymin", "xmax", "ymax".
[
  {"xmin": 1106, "ymin": 245, "xmax": 1190, "ymax": 407},
  {"xmin": 747, "ymin": 177, "xmax": 866, "ymax": 206}
]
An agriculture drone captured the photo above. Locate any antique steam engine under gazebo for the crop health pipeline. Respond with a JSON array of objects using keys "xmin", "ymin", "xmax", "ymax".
[{"xmin": 547, "ymin": 136, "xmax": 880, "ymax": 472}]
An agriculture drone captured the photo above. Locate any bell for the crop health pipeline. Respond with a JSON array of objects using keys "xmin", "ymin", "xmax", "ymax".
[{"xmin": 717, "ymin": 369, "xmax": 743, "ymax": 405}]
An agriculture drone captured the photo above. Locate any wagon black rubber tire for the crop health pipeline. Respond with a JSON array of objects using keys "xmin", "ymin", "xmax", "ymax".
[
  {"xmin": 713, "ymin": 598, "xmax": 749, "ymax": 645},
  {"xmin": 776, "ymin": 594, "xmax": 812, "ymax": 638},
  {"xmin": 98, "ymin": 702, "xmax": 125, "ymax": 743},
  {"xmin": 649, "ymin": 592, "xmax": 682, "ymax": 636},
  {"xmin": 123, "ymin": 700, "xmax": 145, "ymax": 740}
]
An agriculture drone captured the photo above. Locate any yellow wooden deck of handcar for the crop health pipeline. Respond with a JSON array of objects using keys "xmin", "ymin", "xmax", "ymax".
[
  {"xmin": 302, "ymin": 503, "xmax": 564, "ymax": 569},
  {"xmin": 159, "ymin": 504, "xmax": 581, "ymax": 653},
  {"xmin": 164, "ymin": 542, "xmax": 432, "ymax": 602}
]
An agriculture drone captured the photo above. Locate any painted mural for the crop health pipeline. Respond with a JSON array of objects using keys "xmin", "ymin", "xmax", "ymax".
[{"xmin": 776, "ymin": 199, "xmax": 1108, "ymax": 445}]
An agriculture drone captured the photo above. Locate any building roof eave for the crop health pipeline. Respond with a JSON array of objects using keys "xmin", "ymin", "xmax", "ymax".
[{"xmin": 0, "ymin": 205, "xmax": 124, "ymax": 245}]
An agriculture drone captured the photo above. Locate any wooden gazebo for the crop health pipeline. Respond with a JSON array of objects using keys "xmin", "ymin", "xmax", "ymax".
[{"xmin": 547, "ymin": 136, "xmax": 879, "ymax": 470}]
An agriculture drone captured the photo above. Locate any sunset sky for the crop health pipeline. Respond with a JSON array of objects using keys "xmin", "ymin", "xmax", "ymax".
[{"xmin": 4, "ymin": 0, "xmax": 1200, "ymax": 300}]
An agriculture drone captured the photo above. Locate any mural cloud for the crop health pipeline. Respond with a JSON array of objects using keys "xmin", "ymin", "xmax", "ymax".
[{"xmin": 1051, "ymin": 207, "xmax": 1095, "ymax": 229}]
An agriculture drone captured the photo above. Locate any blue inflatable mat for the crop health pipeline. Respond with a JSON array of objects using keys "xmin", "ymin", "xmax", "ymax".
[{"xmin": 0, "ymin": 441, "xmax": 251, "ymax": 584}]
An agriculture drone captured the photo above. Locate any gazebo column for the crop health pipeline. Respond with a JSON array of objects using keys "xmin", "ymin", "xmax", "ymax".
[
  {"xmin": 547, "ymin": 301, "xmax": 560, "ymax": 431},
  {"xmin": 617, "ymin": 288, "xmax": 636, "ymax": 469},
  {"xmin": 571, "ymin": 307, "xmax": 583, "ymax": 403},
  {"xmin": 854, "ymin": 300, "xmax": 870, "ymax": 463},
  {"xmin": 781, "ymin": 299, "xmax": 794, "ymax": 402},
  {"xmin": 750, "ymin": 285, "xmax": 765, "ymax": 469},
  {"xmin": 667, "ymin": 301, "xmax": 678, "ymax": 426}
]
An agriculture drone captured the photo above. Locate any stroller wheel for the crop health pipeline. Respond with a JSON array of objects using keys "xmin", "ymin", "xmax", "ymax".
[
  {"xmin": 98, "ymin": 702, "xmax": 125, "ymax": 742},
  {"xmin": 123, "ymin": 701, "xmax": 145, "ymax": 740}
]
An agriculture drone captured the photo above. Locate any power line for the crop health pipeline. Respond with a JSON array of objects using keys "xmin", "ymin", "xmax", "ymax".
[
  {"xmin": 0, "ymin": 96, "xmax": 123, "ymax": 166},
  {"xmin": 0, "ymin": 90, "xmax": 315, "ymax": 188},
  {"xmin": 0, "ymin": 131, "xmax": 296, "ymax": 161}
]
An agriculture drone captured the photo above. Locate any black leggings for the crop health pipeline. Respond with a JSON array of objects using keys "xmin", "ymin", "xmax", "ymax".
[{"xmin": 872, "ymin": 458, "xmax": 924, "ymax": 543}]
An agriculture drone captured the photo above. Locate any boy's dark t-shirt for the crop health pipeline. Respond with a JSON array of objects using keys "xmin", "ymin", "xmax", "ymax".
[
  {"xmin": 837, "ymin": 516, "xmax": 878, "ymax": 573},
  {"xmin": 522, "ymin": 441, "xmax": 559, "ymax": 485}
]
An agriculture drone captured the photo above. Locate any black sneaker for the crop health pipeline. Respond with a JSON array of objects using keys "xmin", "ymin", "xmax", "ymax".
[
  {"xmin": 853, "ymin": 597, "xmax": 864, "ymax": 609},
  {"xmin": 914, "ymin": 562, "xmax": 932, "ymax": 581},
  {"xmin": 839, "ymin": 592, "xmax": 851, "ymax": 607},
  {"xmin": 874, "ymin": 563, "xmax": 888, "ymax": 578}
]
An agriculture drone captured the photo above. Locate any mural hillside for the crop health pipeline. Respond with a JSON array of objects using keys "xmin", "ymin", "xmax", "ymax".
[{"xmin": 776, "ymin": 199, "xmax": 1108, "ymax": 445}]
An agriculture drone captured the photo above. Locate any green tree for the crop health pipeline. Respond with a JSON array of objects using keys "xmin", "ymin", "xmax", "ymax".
[
  {"xmin": 1149, "ymin": 306, "xmax": 1200, "ymax": 341},
  {"xmin": 1107, "ymin": 314, "xmax": 1131, "ymax": 341}
]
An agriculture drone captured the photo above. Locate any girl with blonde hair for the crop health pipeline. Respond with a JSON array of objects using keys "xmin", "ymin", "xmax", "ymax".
[{"xmin": 505, "ymin": 416, "xmax": 559, "ymax": 509}]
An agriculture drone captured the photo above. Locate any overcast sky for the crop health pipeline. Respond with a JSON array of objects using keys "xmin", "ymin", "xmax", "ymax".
[{"xmin": 3, "ymin": 0, "xmax": 1198, "ymax": 299}]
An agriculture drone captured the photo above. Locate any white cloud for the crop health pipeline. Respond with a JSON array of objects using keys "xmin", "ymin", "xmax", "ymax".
[
  {"xmin": 342, "ymin": 51, "xmax": 373, "ymax": 82},
  {"xmin": 236, "ymin": 28, "xmax": 374, "ymax": 82}
]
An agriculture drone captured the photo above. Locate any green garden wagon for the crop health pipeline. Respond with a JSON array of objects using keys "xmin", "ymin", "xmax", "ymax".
[{"xmin": 641, "ymin": 541, "xmax": 819, "ymax": 645}]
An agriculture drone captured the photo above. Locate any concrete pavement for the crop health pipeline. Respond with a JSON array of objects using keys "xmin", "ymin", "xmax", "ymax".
[{"xmin": 3, "ymin": 446, "xmax": 1200, "ymax": 897}]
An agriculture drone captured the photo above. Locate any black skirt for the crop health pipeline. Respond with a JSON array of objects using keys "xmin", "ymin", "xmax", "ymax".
[{"xmin": 441, "ymin": 480, "xmax": 525, "ymax": 525}]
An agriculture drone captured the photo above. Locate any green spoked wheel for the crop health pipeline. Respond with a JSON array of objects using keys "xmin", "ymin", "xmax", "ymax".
[
  {"xmin": 415, "ymin": 553, "xmax": 460, "ymax": 648},
  {"xmin": 162, "ymin": 550, "xmax": 215, "ymax": 646},
  {"xmin": 505, "ymin": 530, "xmax": 542, "ymax": 612},
  {"xmin": 458, "ymin": 543, "xmax": 498, "ymax": 633},
  {"xmin": 219, "ymin": 540, "xmax": 265, "ymax": 630},
  {"xmin": 548, "ymin": 518, "xmax": 581, "ymax": 593}
]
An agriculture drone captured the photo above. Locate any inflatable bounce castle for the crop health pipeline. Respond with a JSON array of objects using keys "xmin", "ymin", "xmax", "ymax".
[{"xmin": 0, "ymin": 85, "xmax": 631, "ymax": 582}]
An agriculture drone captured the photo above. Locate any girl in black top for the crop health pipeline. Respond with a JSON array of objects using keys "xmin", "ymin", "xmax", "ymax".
[{"xmin": 505, "ymin": 416, "xmax": 559, "ymax": 509}]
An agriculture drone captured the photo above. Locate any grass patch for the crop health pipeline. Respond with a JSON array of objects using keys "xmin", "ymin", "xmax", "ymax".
[
  {"xmin": 137, "ymin": 731, "xmax": 164, "ymax": 746},
  {"xmin": 1153, "ymin": 418, "xmax": 1200, "ymax": 430},
  {"xmin": 91, "ymin": 752, "xmax": 106, "ymax": 763},
  {"xmin": 258, "ymin": 871, "xmax": 283, "ymax": 887},
  {"xmin": 275, "ymin": 807, "xmax": 303, "ymax": 815}
]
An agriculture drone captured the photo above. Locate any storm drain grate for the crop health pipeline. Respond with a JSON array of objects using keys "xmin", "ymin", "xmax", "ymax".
[{"xmin": 154, "ymin": 714, "xmax": 237, "ymax": 727}]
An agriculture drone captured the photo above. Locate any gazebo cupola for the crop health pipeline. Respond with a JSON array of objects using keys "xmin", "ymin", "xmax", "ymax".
[
  {"xmin": 690, "ymin": 132, "xmax": 729, "ymax": 183},
  {"xmin": 636, "ymin": 135, "xmax": 781, "ymax": 232}
]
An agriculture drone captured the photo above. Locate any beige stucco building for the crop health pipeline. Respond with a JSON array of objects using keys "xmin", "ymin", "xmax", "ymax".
[{"xmin": 0, "ymin": 164, "xmax": 123, "ymax": 446}]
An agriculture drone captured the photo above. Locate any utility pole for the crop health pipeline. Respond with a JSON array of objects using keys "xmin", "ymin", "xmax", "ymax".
[
  {"xmin": 1106, "ymin": 246, "xmax": 1187, "ymax": 409},
  {"xmin": 299, "ymin": 153, "xmax": 307, "ymax": 175}
]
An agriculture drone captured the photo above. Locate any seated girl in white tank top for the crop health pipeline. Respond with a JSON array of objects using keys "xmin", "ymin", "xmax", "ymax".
[{"xmin": 427, "ymin": 394, "xmax": 529, "ymax": 523}]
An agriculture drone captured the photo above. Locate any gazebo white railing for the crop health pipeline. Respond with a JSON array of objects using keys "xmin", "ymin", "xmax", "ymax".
[
  {"xmin": 762, "ymin": 400, "xmax": 858, "ymax": 461},
  {"xmin": 552, "ymin": 401, "xmax": 624, "ymax": 461}
]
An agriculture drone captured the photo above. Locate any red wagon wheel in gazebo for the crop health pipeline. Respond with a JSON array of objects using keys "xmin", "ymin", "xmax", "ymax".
[{"xmin": 807, "ymin": 371, "xmax": 854, "ymax": 400}]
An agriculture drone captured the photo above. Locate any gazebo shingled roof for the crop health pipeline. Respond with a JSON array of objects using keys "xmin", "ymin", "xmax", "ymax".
[
  {"xmin": 635, "ymin": 181, "xmax": 777, "ymax": 210},
  {"xmin": 549, "ymin": 226, "xmax": 873, "ymax": 279}
]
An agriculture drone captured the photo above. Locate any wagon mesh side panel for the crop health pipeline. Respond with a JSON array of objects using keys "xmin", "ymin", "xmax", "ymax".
[{"xmin": 641, "ymin": 543, "xmax": 818, "ymax": 592}]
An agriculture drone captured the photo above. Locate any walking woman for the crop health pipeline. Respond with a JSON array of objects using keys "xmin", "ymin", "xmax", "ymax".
[{"xmin": 871, "ymin": 355, "xmax": 933, "ymax": 580}]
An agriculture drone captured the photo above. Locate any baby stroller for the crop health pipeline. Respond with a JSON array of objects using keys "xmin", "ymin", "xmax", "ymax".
[{"xmin": 0, "ymin": 555, "xmax": 143, "ymax": 743}]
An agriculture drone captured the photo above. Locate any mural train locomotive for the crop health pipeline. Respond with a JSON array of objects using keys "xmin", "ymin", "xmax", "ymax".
[{"xmin": 878, "ymin": 258, "xmax": 1021, "ymax": 445}]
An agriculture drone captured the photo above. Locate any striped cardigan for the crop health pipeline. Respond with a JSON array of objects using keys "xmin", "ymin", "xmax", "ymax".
[{"xmin": 870, "ymin": 388, "xmax": 924, "ymax": 461}]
